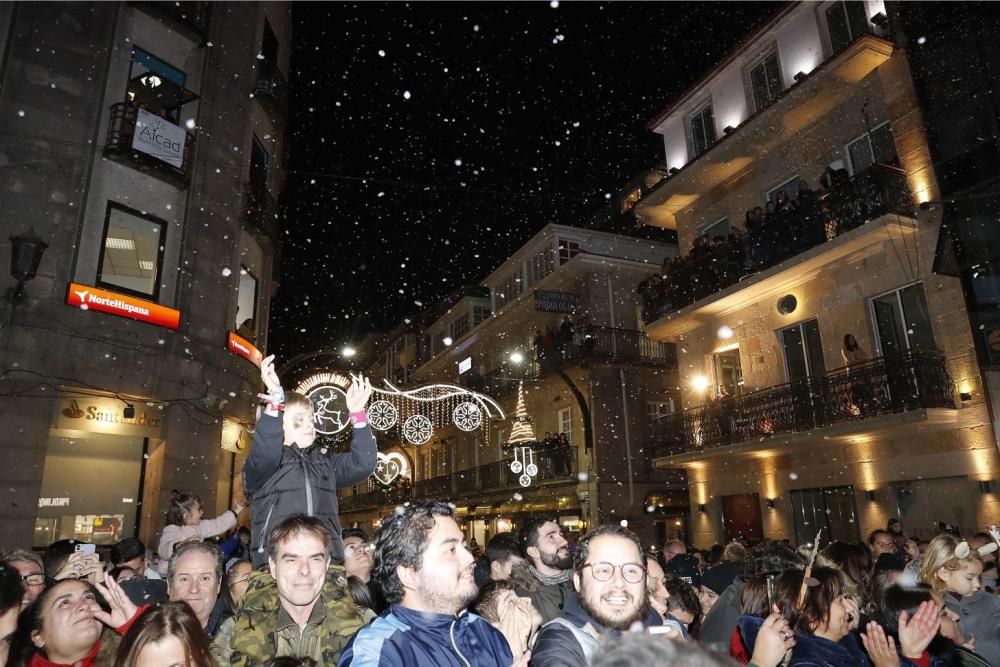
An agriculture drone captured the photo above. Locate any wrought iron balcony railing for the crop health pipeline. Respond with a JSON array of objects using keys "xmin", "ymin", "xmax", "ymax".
[
  {"xmin": 104, "ymin": 102, "xmax": 195, "ymax": 187},
  {"xmin": 640, "ymin": 164, "xmax": 914, "ymax": 323},
  {"xmin": 413, "ymin": 447, "xmax": 577, "ymax": 499},
  {"xmin": 653, "ymin": 350, "xmax": 954, "ymax": 458},
  {"xmin": 479, "ymin": 326, "xmax": 676, "ymax": 398},
  {"xmin": 253, "ymin": 61, "xmax": 288, "ymax": 120}
]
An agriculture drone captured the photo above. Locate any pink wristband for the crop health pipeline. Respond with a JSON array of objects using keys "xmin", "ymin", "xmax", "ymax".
[{"xmin": 350, "ymin": 410, "xmax": 367, "ymax": 425}]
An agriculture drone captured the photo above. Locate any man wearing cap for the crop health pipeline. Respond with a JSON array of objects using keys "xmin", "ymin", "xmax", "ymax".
[{"xmin": 699, "ymin": 560, "xmax": 739, "ymax": 617}]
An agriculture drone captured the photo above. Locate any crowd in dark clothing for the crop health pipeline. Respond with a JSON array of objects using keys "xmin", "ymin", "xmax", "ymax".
[{"xmin": 638, "ymin": 162, "xmax": 902, "ymax": 323}]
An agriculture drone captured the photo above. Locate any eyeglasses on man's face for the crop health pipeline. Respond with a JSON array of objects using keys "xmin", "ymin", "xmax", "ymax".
[
  {"xmin": 20, "ymin": 573, "xmax": 45, "ymax": 586},
  {"xmin": 580, "ymin": 562, "xmax": 646, "ymax": 584}
]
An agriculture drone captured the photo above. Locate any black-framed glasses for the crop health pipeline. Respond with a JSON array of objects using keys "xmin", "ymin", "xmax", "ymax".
[
  {"xmin": 20, "ymin": 573, "xmax": 45, "ymax": 586},
  {"xmin": 580, "ymin": 562, "xmax": 646, "ymax": 584}
]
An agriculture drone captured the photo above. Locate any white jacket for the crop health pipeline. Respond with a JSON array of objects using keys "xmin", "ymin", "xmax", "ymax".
[{"xmin": 156, "ymin": 510, "xmax": 237, "ymax": 575}]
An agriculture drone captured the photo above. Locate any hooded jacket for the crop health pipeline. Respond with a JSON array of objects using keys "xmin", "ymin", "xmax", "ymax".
[
  {"xmin": 336, "ymin": 604, "xmax": 513, "ymax": 667},
  {"xmin": 700, "ymin": 579, "xmax": 743, "ymax": 651},
  {"xmin": 530, "ymin": 592, "xmax": 661, "ymax": 667},
  {"xmin": 244, "ymin": 413, "xmax": 376, "ymax": 568},
  {"xmin": 210, "ymin": 566, "xmax": 365, "ymax": 666},
  {"xmin": 509, "ymin": 562, "xmax": 575, "ymax": 624}
]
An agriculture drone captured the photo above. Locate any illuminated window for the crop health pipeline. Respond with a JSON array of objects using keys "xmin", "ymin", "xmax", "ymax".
[
  {"xmin": 235, "ymin": 266, "xmax": 259, "ymax": 341},
  {"xmin": 97, "ymin": 202, "xmax": 165, "ymax": 299},
  {"xmin": 825, "ymin": 0, "xmax": 870, "ymax": 54},
  {"xmin": 557, "ymin": 407, "xmax": 572, "ymax": 445},
  {"xmin": 749, "ymin": 51, "xmax": 783, "ymax": 111},
  {"xmin": 689, "ymin": 104, "xmax": 716, "ymax": 157}
]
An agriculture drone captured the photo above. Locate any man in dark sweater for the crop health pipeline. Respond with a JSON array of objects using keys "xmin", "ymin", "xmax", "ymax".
[{"xmin": 244, "ymin": 355, "xmax": 376, "ymax": 568}]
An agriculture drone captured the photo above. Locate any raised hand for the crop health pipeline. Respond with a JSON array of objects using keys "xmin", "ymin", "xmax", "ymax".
[
  {"xmin": 898, "ymin": 600, "xmax": 941, "ymax": 660},
  {"xmin": 861, "ymin": 621, "xmax": 900, "ymax": 667},
  {"xmin": 345, "ymin": 373, "xmax": 373, "ymax": 412},
  {"xmin": 260, "ymin": 355, "xmax": 282, "ymax": 394},
  {"xmin": 749, "ymin": 612, "xmax": 796, "ymax": 667},
  {"xmin": 94, "ymin": 574, "xmax": 139, "ymax": 629}
]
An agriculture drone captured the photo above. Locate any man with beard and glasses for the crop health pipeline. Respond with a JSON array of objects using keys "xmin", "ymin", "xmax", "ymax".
[
  {"xmin": 530, "ymin": 524, "xmax": 662, "ymax": 666},
  {"xmin": 511, "ymin": 516, "xmax": 575, "ymax": 623},
  {"xmin": 338, "ymin": 500, "xmax": 523, "ymax": 667}
]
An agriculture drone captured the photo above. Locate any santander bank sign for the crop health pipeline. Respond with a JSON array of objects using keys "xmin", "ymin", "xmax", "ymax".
[{"xmin": 66, "ymin": 282, "xmax": 180, "ymax": 330}]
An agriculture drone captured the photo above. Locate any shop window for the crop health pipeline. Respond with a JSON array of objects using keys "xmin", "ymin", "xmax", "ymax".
[
  {"xmin": 235, "ymin": 266, "xmax": 259, "ymax": 342},
  {"xmin": 690, "ymin": 104, "xmax": 716, "ymax": 157},
  {"xmin": 790, "ymin": 486, "xmax": 859, "ymax": 544},
  {"xmin": 97, "ymin": 202, "xmax": 166, "ymax": 299}
]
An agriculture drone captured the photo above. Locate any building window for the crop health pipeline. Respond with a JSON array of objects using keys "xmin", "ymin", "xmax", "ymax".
[
  {"xmin": 749, "ymin": 51, "xmax": 783, "ymax": 111},
  {"xmin": 557, "ymin": 407, "xmax": 572, "ymax": 445},
  {"xmin": 702, "ymin": 217, "xmax": 730, "ymax": 240},
  {"xmin": 97, "ymin": 202, "xmax": 166, "ymax": 299},
  {"xmin": 250, "ymin": 134, "xmax": 269, "ymax": 202},
  {"xmin": 825, "ymin": 0, "xmax": 870, "ymax": 53},
  {"xmin": 527, "ymin": 249, "xmax": 555, "ymax": 286},
  {"xmin": 690, "ymin": 104, "xmax": 717, "ymax": 157},
  {"xmin": 780, "ymin": 319, "xmax": 826, "ymax": 382},
  {"xmin": 871, "ymin": 283, "xmax": 937, "ymax": 357},
  {"xmin": 846, "ymin": 122, "xmax": 896, "ymax": 174},
  {"xmin": 473, "ymin": 305, "xmax": 492, "ymax": 326},
  {"xmin": 766, "ymin": 175, "xmax": 800, "ymax": 204},
  {"xmin": 790, "ymin": 486, "xmax": 859, "ymax": 544},
  {"xmin": 127, "ymin": 47, "xmax": 189, "ymax": 123},
  {"xmin": 557, "ymin": 240, "xmax": 581, "ymax": 266},
  {"xmin": 235, "ymin": 267, "xmax": 259, "ymax": 342},
  {"xmin": 646, "ymin": 400, "xmax": 675, "ymax": 427},
  {"xmin": 451, "ymin": 313, "xmax": 469, "ymax": 340},
  {"xmin": 494, "ymin": 272, "xmax": 523, "ymax": 311}
]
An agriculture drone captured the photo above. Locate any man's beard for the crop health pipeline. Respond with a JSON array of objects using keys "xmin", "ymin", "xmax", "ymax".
[
  {"xmin": 578, "ymin": 580, "xmax": 651, "ymax": 631},
  {"xmin": 418, "ymin": 574, "xmax": 478, "ymax": 615},
  {"xmin": 540, "ymin": 548, "xmax": 573, "ymax": 571}
]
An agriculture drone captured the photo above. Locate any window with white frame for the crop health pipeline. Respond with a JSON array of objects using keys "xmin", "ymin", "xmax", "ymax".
[
  {"xmin": 690, "ymin": 104, "xmax": 717, "ymax": 157},
  {"xmin": 749, "ymin": 51, "xmax": 783, "ymax": 111},
  {"xmin": 557, "ymin": 407, "xmax": 572, "ymax": 445},
  {"xmin": 846, "ymin": 122, "xmax": 896, "ymax": 174},
  {"xmin": 451, "ymin": 313, "xmax": 469, "ymax": 341},
  {"xmin": 825, "ymin": 0, "xmax": 871, "ymax": 54},
  {"xmin": 646, "ymin": 400, "xmax": 675, "ymax": 427},
  {"xmin": 557, "ymin": 239, "xmax": 581, "ymax": 266},
  {"xmin": 870, "ymin": 283, "xmax": 937, "ymax": 357},
  {"xmin": 473, "ymin": 305, "xmax": 492, "ymax": 326},
  {"xmin": 494, "ymin": 272, "xmax": 523, "ymax": 311},
  {"xmin": 527, "ymin": 248, "xmax": 555, "ymax": 286}
]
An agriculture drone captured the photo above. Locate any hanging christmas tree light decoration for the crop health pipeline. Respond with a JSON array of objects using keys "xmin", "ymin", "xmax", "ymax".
[{"xmin": 506, "ymin": 382, "xmax": 541, "ymax": 486}]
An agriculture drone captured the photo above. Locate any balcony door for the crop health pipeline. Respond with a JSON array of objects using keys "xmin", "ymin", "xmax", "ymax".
[
  {"xmin": 780, "ymin": 320, "xmax": 826, "ymax": 381},
  {"xmin": 871, "ymin": 283, "xmax": 937, "ymax": 359},
  {"xmin": 713, "ymin": 348, "xmax": 743, "ymax": 398}
]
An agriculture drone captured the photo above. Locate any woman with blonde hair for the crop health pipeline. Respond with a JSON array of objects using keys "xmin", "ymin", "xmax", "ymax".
[{"xmin": 114, "ymin": 602, "xmax": 214, "ymax": 667}]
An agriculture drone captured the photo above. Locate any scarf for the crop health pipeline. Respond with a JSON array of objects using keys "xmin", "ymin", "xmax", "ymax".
[{"xmin": 528, "ymin": 564, "xmax": 571, "ymax": 586}]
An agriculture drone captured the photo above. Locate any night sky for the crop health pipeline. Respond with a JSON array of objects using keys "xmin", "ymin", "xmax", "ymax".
[{"xmin": 269, "ymin": 2, "xmax": 777, "ymax": 360}]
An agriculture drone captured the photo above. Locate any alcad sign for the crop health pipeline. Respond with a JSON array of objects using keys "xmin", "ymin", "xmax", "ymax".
[{"xmin": 132, "ymin": 108, "xmax": 185, "ymax": 168}]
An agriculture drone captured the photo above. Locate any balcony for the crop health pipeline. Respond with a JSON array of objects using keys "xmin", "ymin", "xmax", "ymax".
[
  {"xmin": 414, "ymin": 450, "xmax": 575, "ymax": 498},
  {"xmin": 253, "ymin": 62, "xmax": 288, "ymax": 121},
  {"xmin": 479, "ymin": 326, "xmax": 676, "ymax": 398},
  {"xmin": 652, "ymin": 350, "xmax": 957, "ymax": 467},
  {"xmin": 340, "ymin": 484, "xmax": 411, "ymax": 513},
  {"xmin": 104, "ymin": 103, "xmax": 195, "ymax": 188},
  {"xmin": 641, "ymin": 164, "xmax": 915, "ymax": 338},
  {"xmin": 637, "ymin": 32, "xmax": 894, "ymax": 229},
  {"xmin": 244, "ymin": 183, "xmax": 280, "ymax": 241},
  {"xmin": 131, "ymin": 2, "xmax": 210, "ymax": 42}
]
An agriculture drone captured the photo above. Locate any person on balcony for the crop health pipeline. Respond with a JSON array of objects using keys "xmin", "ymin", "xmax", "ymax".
[
  {"xmin": 841, "ymin": 334, "xmax": 868, "ymax": 366},
  {"xmin": 842, "ymin": 334, "xmax": 873, "ymax": 417}
]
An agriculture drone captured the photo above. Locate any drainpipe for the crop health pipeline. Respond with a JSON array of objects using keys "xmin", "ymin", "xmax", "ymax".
[{"xmin": 619, "ymin": 368, "xmax": 635, "ymax": 507}]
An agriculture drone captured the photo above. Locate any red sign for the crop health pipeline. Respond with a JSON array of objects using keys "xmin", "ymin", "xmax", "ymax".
[
  {"xmin": 228, "ymin": 331, "xmax": 263, "ymax": 367},
  {"xmin": 66, "ymin": 283, "xmax": 180, "ymax": 330}
]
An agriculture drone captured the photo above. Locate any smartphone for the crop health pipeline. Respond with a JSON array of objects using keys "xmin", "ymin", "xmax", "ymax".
[
  {"xmin": 75, "ymin": 543, "xmax": 96, "ymax": 556},
  {"xmin": 766, "ymin": 574, "xmax": 777, "ymax": 612}
]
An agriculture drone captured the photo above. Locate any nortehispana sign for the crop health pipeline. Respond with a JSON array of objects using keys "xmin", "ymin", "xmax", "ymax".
[
  {"xmin": 227, "ymin": 331, "xmax": 263, "ymax": 366},
  {"xmin": 132, "ymin": 108, "xmax": 186, "ymax": 168},
  {"xmin": 66, "ymin": 283, "xmax": 180, "ymax": 330}
]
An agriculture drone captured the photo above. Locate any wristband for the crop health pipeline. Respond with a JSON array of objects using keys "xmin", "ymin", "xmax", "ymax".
[{"xmin": 350, "ymin": 410, "xmax": 367, "ymax": 425}]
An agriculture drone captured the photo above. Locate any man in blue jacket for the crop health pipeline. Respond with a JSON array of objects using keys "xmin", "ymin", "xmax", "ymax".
[
  {"xmin": 244, "ymin": 355, "xmax": 376, "ymax": 568},
  {"xmin": 338, "ymin": 500, "xmax": 525, "ymax": 667}
]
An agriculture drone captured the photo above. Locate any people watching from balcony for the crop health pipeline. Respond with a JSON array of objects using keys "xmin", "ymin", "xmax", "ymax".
[
  {"xmin": 637, "ymin": 162, "xmax": 907, "ymax": 323},
  {"xmin": 842, "ymin": 334, "xmax": 868, "ymax": 365},
  {"xmin": 511, "ymin": 516, "xmax": 575, "ymax": 624},
  {"xmin": 530, "ymin": 525, "xmax": 661, "ymax": 666}
]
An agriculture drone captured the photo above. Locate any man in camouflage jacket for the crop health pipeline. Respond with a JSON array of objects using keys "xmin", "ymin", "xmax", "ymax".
[{"xmin": 210, "ymin": 516, "xmax": 367, "ymax": 666}]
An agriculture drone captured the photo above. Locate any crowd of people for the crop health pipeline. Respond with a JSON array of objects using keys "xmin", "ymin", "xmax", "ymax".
[
  {"xmin": 1, "ymin": 355, "xmax": 997, "ymax": 666},
  {"xmin": 637, "ymin": 163, "xmax": 895, "ymax": 323}
]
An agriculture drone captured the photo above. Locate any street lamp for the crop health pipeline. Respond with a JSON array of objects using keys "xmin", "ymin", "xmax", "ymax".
[
  {"xmin": 509, "ymin": 351, "xmax": 525, "ymax": 365},
  {"xmin": 7, "ymin": 230, "xmax": 48, "ymax": 303},
  {"xmin": 691, "ymin": 375, "xmax": 711, "ymax": 392},
  {"xmin": 341, "ymin": 345, "xmax": 357, "ymax": 358}
]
